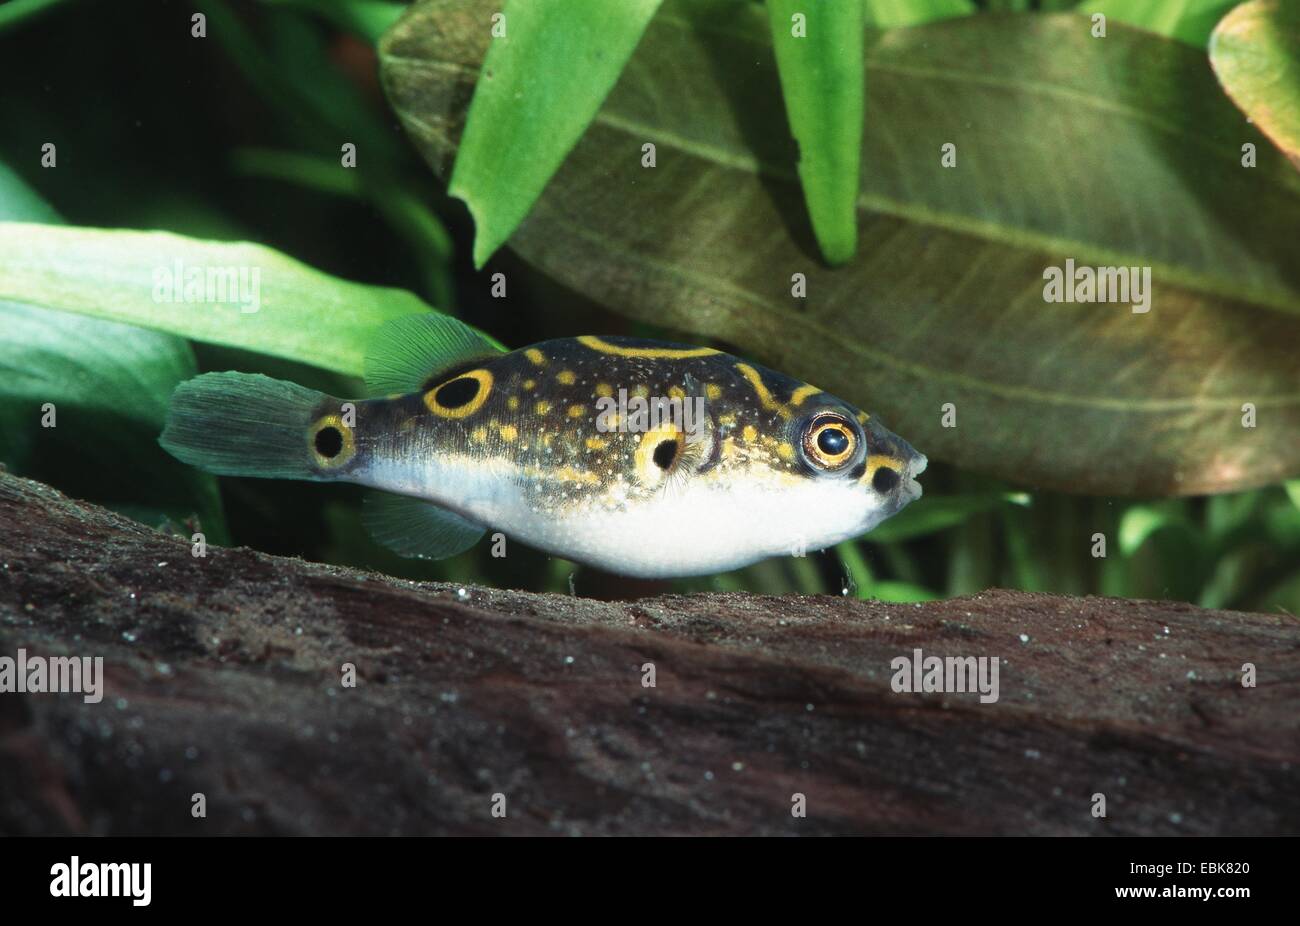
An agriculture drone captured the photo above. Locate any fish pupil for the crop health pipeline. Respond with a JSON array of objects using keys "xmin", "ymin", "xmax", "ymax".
[
  {"xmin": 872, "ymin": 466, "xmax": 900, "ymax": 493},
  {"xmin": 652, "ymin": 439, "xmax": 678, "ymax": 470},
  {"xmin": 436, "ymin": 376, "xmax": 480, "ymax": 408},
  {"xmin": 817, "ymin": 428, "xmax": 849, "ymax": 455},
  {"xmin": 315, "ymin": 427, "xmax": 343, "ymax": 459}
]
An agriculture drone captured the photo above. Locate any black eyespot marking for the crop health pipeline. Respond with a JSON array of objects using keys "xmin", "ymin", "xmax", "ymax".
[
  {"xmin": 872, "ymin": 466, "xmax": 900, "ymax": 493},
  {"xmin": 848, "ymin": 461, "xmax": 867, "ymax": 481},
  {"xmin": 315, "ymin": 426, "xmax": 343, "ymax": 459},
  {"xmin": 652, "ymin": 439, "xmax": 678, "ymax": 470},
  {"xmin": 817, "ymin": 427, "xmax": 849, "ymax": 456},
  {"xmin": 436, "ymin": 376, "xmax": 480, "ymax": 409}
]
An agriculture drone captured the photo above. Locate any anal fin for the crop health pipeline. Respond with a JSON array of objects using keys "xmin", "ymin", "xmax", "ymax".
[{"xmin": 362, "ymin": 491, "xmax": 486, "ymax": 560}]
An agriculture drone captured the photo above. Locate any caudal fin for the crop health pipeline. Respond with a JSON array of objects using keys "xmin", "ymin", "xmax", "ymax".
[{"xmin": 160, "ymin": 372, "xmax": 351, "ymax": 480}]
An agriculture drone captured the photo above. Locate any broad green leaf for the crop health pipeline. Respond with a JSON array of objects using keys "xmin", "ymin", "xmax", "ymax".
[
  {"xmin": 382, "ymin": 1, "xmax": 1300, "ymax": 496},
  {"xmin": 0, "ymin": 165, "xmax": 224, "ymax": 537},
  {"xmin": 1211, "ymin": 0, "xmax": 1300, "ymax": 168},
  {"xmin": 1079, "ymin": 0, "xmax": 1240, "ymax": 47},
  {"xmin": 0, "ymin": 223, "xmax": 456, "ymax": 378},
  {"xmin": 864, "ymin": 0, "xmax": 974, "ymax": 30},
  {"xmin": 767, "ymin": 0, "xmax": 863, "ymax": 265},
  {"xmin": 445, "ymin": 0, "xmax": 664, "ymax": 268},
  {"xmin": 0, "ymin": 302, "xmax": 226, "ymax": 538}
]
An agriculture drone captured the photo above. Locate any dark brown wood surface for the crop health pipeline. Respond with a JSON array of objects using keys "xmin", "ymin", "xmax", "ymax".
[{"xmin": 1, "ymin": 471, "xmax": 1296, "ymax": 835}]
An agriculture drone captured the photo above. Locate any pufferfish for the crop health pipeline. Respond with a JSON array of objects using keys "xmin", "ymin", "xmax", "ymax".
[{"xmin": 160, "ymin": 315, "xmax": 926, "ymax": 578}]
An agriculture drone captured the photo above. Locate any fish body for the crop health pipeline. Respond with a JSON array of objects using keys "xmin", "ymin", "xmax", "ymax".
[{"xmin": 161, "ymin": 319, "xmax": 925, "ymax": 578}]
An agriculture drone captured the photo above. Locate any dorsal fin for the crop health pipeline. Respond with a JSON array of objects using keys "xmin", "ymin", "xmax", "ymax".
[{"xmin": 363, "ymin": 313, "xmax": 503, "ymax": 396}]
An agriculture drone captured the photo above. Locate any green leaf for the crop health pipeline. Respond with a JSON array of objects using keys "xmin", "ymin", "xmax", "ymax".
[
  {"xmin": 1079, "ymin": 0, "xmax": 1240, "ymax": 47},
  {"xmin": 767, "ymin": 0, "xmax": 863, "ymax": 264},
  {"xmin": 261, "ymin": 0, "xmax": 408, "ymax": 44},
  {"xmin": 382, "ymin": 1, "xmax": 1300, "ymax": 495},
  {"xmin": 866, "ymin": 492, "xmax": 1029, "ymax": 543},
  {"xmin": 443, "ymin": 0, "xmax": 664, "ymax": 268},
  {"xmin": 0, "ymin": 223, "xmax": 463, "ymax": 378},
  {"xmin": 0, "ymin": 0, "xmax": 72, "ymax": 32},
  {"xmin": 1211, "ymin": 0, "xmax": 1300, "ymax": 168},
  {"xmin": 0, "ymin": 302, "xmax": 227, "ymax": 538},
  {"xmin": 1118, "ymin": 504, "xmax": 1177, "ymax": 556},
  {"xmin": 864, "ymin": 0, "xmax": 974, "ymax": 30},
  {"xmin": 863, "ymin": 580, "xmax": 939, "ymax": 603},
  {"xmin": 0, "ymin": 165, "xmax": 225, "ymax": 537}
]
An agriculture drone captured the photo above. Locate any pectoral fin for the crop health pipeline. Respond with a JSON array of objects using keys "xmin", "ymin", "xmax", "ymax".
[{"xmin": 362, "ymin": 491, "xmax": 485, "ymax": 560}]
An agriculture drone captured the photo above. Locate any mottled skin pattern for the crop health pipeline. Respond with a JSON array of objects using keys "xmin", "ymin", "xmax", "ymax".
[{"xmin": 312, "ymin": 335, "xmax": 925, "ymax": 577}]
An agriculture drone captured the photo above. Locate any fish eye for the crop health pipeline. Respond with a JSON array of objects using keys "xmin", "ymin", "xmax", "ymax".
[{"xmin": 801, "ymin": 414, "xmax": 858, "ymax": 470}]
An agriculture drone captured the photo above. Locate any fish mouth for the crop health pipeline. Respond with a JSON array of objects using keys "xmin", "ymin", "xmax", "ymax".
[{"xmin": 904, "ymin": 451, "xmax": 928, "ymax": 500}]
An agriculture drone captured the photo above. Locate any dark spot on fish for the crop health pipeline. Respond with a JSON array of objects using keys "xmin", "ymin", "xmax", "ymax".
[
  {"xmin": 848, "ymin": 461, "xmax": 866, "ymax": 480},
  {"xmin": 315, "ymin": 427, "xmax": 343, "ymax": 459},
  {"xmin": 653, "ymin": 439, "xmax": 678, "ymax": 470},
  {"xmin": 436, "ymin": 376, "xmax": 480, "ymax": 408},
  {"xmin": 872, "ymin": 467, "xmax": 900, "ymax": 493}
]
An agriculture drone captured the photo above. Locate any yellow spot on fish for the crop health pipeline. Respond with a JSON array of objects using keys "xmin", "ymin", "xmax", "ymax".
[
  {"xmin": 567, "ymin": 404, "xmax": 585, "ymax": 418},
  {"xmin": 632, "ymin": 385, "xmax": 649, "ymax": 399},
  {"xmin": 523, "ymin": 378, "xmax": 536, "ymax": 391},
  {"xmin": 556, "ymin": 466, "xmax": 599, "ymax": 485},
  {"xmin": 585, "ymin": 436, "xmax": 608, "ymax": 450},
  {"xmin": 742, "ymin": 425, "xmax": 758, "ymax": 442},
  {"xmin": 706, "ymin": 383, "xmax": 722, "ymax": 400},
  {"xmin": 525, "ymin": 348, "xmax": 546, "ymax": 366},
  {"xmin": 499, "ymin": 424, "xmax": 518, "ymax": 442},
  {"xmin": 577, "ymin": 335, "xmax": 719, "ymax": 359},
  {"xmin": 535, "ymin": 400, "xmax": 552, "ymax": 415},
  {"xmin": 557, "ymin": 370, "xmax": 576, "ymax": 385},
  {"xmin": 668, "ymin": 385, "xmax": 685, "ymax": 400},
  {"xmin": 777, "ymin": 443, "xmax": 796, "ymax": 461},
  {"xmin": 595, "ymin": 383, "xmax": 613, "ymax": 398},
  {"xmin": 857, "ymin": 411, "xmax": 870, "ymax": 424},
  {"xmin": 507, "ymin": 396, "xmax": 520, "ymax": 410},
  {"xmin": 471, "ymin": 427, "xmax": 487, "ymax": 443}
]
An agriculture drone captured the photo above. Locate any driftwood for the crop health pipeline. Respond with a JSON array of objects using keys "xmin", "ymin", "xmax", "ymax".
[{"xmin": 0, "ymin": 470, "xmax": 1296, "ymax": 835}]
